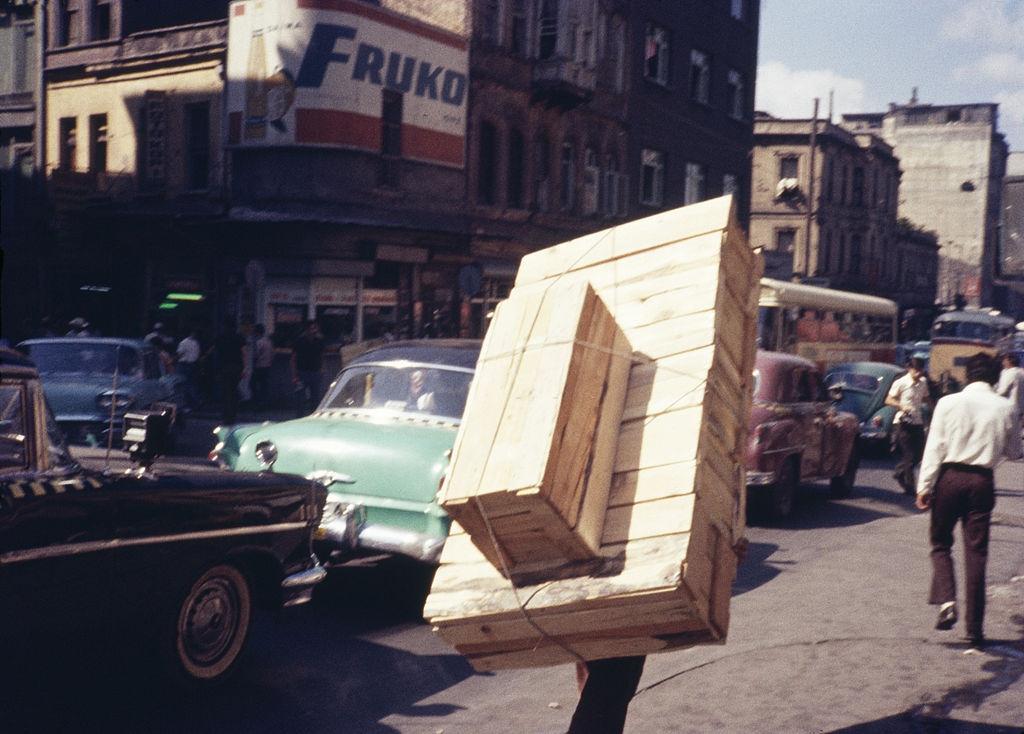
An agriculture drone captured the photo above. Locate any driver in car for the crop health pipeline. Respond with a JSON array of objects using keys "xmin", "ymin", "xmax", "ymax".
[{"xmin": 407, "ymin": 369, "xmax": 436, "ymax": 413}]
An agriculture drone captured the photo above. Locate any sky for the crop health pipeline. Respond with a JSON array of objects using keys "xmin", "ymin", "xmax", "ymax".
[{"xmin": 755, "ymin": 0, "xmax": 1024, "ymax": 151}]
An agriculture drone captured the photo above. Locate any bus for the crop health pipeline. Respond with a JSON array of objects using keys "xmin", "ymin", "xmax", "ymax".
[
  {"xmin": 930, "ymin": 309, "xmax": 1017, "ymax": 393},
  {"xmin": 756, "ymin": 278, "xmax": 899, "ymax": 369}
]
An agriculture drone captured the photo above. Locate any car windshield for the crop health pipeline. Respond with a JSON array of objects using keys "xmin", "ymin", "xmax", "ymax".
[
  {"xmin": 25, "ymin": 343, "xmax": 141, "ymax": 377},
  {"xmin": 321, "ymin": 362, "xmax": 473, "ymax": 420}
]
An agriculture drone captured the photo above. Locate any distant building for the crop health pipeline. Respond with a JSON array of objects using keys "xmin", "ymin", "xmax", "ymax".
[
  {"xmin": 1002, "ymin": 151, "xmax": 1024, "ymax": 318},
  {"xmin": 43, "ymin": 0, "xmax": 230, "ymax": 336},
  {"xmin": 1, "ymin": 0, "xmax": 44, "ymax": 341},
  {"xmin": 749, "ymin": 114, "xmax": 936, "ymax": 315},
  {"xmin": 843, "ymin": 98, "xmax": 1009, "ymax": 311}
]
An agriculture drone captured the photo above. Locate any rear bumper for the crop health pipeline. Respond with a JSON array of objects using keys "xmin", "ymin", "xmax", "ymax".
[{"xmin": 281, "ymin": 558, "xmax": 327, "ymax": 607}]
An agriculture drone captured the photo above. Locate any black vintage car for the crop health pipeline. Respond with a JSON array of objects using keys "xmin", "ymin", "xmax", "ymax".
[{"xmin": 0, "ymin": 349, "xmax": 327, "ymax": 685}]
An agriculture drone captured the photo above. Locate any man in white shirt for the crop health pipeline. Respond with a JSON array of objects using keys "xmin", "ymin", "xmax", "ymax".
[
  {"xmin": 886, "ymin": 356, "xmax": 931, "ymax": 494},
  {"xmin": 915, "ymin": 353, "xmax": 1022, "ymax": 649},
  {"xmin": 175, "ymin": 328, "xmax": 202, "ymax": 410}
]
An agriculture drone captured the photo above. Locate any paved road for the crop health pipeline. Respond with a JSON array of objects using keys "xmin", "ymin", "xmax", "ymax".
[{"xmin": 13, "ymin": 446, "xmax": 1023, "ymax": 733}]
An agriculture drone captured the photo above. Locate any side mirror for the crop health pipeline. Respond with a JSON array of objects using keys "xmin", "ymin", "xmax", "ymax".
[
  {"xmin": 828, "ymin": 385, "xmax": 844, "ymax": 403},
  {"xmin": 123, "ymin": 405, "xmax": 175, "ymax": 470}
]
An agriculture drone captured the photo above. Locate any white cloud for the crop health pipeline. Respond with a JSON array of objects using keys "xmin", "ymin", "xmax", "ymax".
[
  {"xmin": 940, "ymin": 0, "xmax": 1024, "ymax": 48},
  {"xmin": 954, "ymin": 52, "xmax": 1024, "ymax": 86},
  {"xmin": 755, "ymin": 61, "xmax": 867, "ymax": 119}
]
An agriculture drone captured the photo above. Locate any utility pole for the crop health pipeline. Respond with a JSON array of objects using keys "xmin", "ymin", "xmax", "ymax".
[{"xmin": 803, "ymin": 98, "xmax": 819, "ymax": 278}]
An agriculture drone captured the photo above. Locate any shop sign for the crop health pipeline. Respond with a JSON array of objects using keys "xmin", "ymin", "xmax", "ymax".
[
  {"xmin": 312, "ymin": 276, "xmax": 357, "ymax": 305},
  {"xmin": 363, "ymin": 288, "xmax": 397, "ymax": 306},
  {"xmin": 266, "ymin": 278, "xmax": 308, "ymax": 304}
]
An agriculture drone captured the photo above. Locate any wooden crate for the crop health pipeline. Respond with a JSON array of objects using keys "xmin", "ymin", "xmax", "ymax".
[
  {"xmin": 426, "ymin": 196, "xmax": 762, "ymax": 670},
  {"xmin": 440, "ymin": 279, "xmax": 631, "ymax": 574}
]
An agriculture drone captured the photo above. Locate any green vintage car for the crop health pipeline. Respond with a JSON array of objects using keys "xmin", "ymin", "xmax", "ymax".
[
  {"xmin": 824, "ymin": 361, "xmax": 906, "ymax": 452},
  {"xmin": 211, "ymin": 340, "xmax": 480, "ymax": 568}
]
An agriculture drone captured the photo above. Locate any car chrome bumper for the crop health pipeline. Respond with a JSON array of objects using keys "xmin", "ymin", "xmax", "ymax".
[
  {"xmin": 281, "ymin": 559, "xmax": 327, "ymax": 607},
  {"xmin": 746, "ymin": 470, "xmax": 776, "ymax": 486},
  {"xmin": 859, "ymin": 429, "xmax": 888, "ymax": 441},
  {"xmin": 315, "ymin": 501, "xmax": 446, "ymax": 565}
]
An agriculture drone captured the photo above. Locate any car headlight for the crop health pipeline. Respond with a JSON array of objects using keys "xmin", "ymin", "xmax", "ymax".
[
  {"xmin": 97, "ymin": 391, "xmax": 135, "ymax": 411},
  {"xmin": 254, "ymin": 440, "xmax": 278, "ymax": 469}
]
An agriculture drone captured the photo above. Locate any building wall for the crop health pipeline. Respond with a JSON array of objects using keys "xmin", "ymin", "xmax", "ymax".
[
  {"xmin": 46, "ymin": 58, "xmax": 224, "ymax": 196},
  {"xmin": 844, "ymin": 103, "xmax": 1009, "ymax": 308},
  {"xmin": 626, "ymin": 0, "xmax": 759, "ymax": 226}
]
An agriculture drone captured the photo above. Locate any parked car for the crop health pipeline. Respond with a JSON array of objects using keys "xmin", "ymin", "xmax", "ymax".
[
  {"xmin": 211, "ymin": 339, "xmax": 481, "ymax": 571},
  {"xmin": 17, "ymin": 337, "xmax": 182, "ymax": 445},
  {"xmin": 824, "ymin": 362, "xmax": 906, "ymax": 453},
  {"xmin": 745, "ymin": 350, "xmax": 861, "ymax": 520},
  {"xmin": 0, "ymin": 348, "xmax": 326, "ymax": 686}
]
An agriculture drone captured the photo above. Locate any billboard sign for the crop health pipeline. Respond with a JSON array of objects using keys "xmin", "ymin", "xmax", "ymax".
[{"xmin": 226, "ymin": 0, "xmax": 467, "ymax": 168}]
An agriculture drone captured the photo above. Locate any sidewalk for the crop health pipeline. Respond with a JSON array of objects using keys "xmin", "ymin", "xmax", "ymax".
[{"xmin": 625, "ymin": 459, "xmax": 1024, "ymax": 733}]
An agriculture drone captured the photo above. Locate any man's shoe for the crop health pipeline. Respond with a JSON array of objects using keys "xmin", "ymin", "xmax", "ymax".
[
  {"xmin": 935, "ymin": 602, "xmax": 957, "ymax": 631},
  {"xmin": 964, "ymin": 635, "xmax": 986, "ymax": 653}
]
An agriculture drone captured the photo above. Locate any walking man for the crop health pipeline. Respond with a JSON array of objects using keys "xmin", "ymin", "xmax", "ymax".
[
  {"xmin": 291, "ymin": 320, "xmax": 325, "ymax": 416},
  {"xmin": 175, "ymin": 327, "xmax": 202, "ymax": 411},
  {"xmin": 996, "ymin": 352, "xmax": 1024, "ymax": 423},
  {"xmin": 915, "ymin": 353, "xmax": 1022, "ymax": 649},
  {"xmin": 886, "ymin": 356, "xmax": 931, "ymax": 494}
]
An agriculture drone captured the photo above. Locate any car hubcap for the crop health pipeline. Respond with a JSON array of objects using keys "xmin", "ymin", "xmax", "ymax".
[{"xmin": 181, "ymin": 577, "xmax": 239, "ymax": 666}]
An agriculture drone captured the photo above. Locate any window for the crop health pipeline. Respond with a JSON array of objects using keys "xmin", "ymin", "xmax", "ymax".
[
  {"xmin": 820, "ymin": 229, "xmax": 832, "ymax": 274},
  {"xmin": 723, "ymin": 173, "xmax": 737, "ymax": 196},
  {"xmin": 850, "ymin": 233, "xmax": 863, "ymax": 273},
  {"xmin": 852, "ymin": 167, "xmax": 865, "ymax": 206},
  {"xmin": 644, "ymin": 24, "xmax": 670, "ymax": 85},
  {"xmin": 603, "ymin": 155, "xmax": 621, "ymax": 216},
  {"xmin": 12, "ymin": 23, "xmax": 36, "ymax": 92},
  {"xmin": 535, "ymin": 133, "xmax": 551, "ymax": 212},
  {"xmin": 726, "ymin": 69, "xmax": 745, "ymax": 119},
  {"xmin": 640, "ymin": 148, "xmax": 664, "ymax": 206},
  {"xmin": 380, "ymin": 90, "xmax": 402, "ymax": 187},
  {"xmin": 59, "ymin": 0, "xmax": 81, "ymax": 46},
  {"xmin": 507, "ymin": 128, "xmax": 525, "ymax": 208},
  {"xmin": 582, "ymin": 147, "xmax": 600, "ymax": 215},
  {"xmin": 478, "ymin": 121, "xmax": 498, "ymax": 205},
  {"xmin": 0, "ymin": 384, "xmax": 28, "ymax": 470},
  {"xmin": 59, "ymin": 117, "xmax": 77, "ymax": 170},
  {"xmin": 610, "ymin": 18, "xmax": 625, "ymax": 92},
  {"xmin": 731, "ymin": 0, "xmax": 746, "ymax": 21},
  {"xmin": 538, "ymin": 0, "xmax": 558, "ymax": 59},
  {"xmin": 92, "ymin": 0, "xmax": 111, "ymax": 40},
  {"xmin": 778, "ymin": 155, "xmax": 799, "ymax": 181},
  {"xmin": 690, "ymin": 50, "xmax": 710, "ymax": 104},
  {"xmin": 88, "ymin": 114, "xmax": 107, "ymax": 173},
  {"xmin": 479, "ymin": 0, "xmax": 501, "ymax": 43},
  {"xmin": 775, "ymin": 228, "xmax": 796, "ymax": 253},
  {"xmin": 510, "ymin": 0, "xmax": 528, "ymax": 54},
  {"xmin": 684, "ymin": 162, "xmax": 706, "ymax": 205},
  {"xmin": 560, "ymin": 141, "xmax": 575, "ymax": 210},
  {"xmin": 184, "ymin": 102, "xmax": 211, "ymax": 191}
]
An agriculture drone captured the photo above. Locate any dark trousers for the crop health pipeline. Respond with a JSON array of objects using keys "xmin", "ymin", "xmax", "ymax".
[
  {"xmin": 893, "ymin": 422, "xmax": 925, "ymax": 492},
  {"xmin": 567, "ymin": 656, "xmax": 646, "ymax": 734},
  {"xmin": 296, "ymin": 369, "xmax": 322, "ymax": 416},
  {"xmin": 929, "ymin": 464, "xmax": 995, "ymax": 639},
  {"xmin": 251, "ymin": 367, "xmax": 271, "ymax": 409},
  {"xmin": 219, "ymin": 370, "xmax": 242, "ymax": 424}
]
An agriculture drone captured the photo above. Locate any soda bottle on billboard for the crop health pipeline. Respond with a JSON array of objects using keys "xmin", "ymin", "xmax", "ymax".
[{"xmin": 244, "ymin": 1, "xmax": 267, "ymax": 140}]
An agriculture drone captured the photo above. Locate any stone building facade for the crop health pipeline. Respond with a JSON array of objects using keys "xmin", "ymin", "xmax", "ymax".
[
  {"xmin": 41, "ymin": 0, "xmax": 230, "ymax": 337},
  {"xmin": 842, "ymin": 101, "xmax": 1009, "ymax": 310},
  {"xmin": 749, "ymin": 115, "xmax": 938, "ymax": 309}
]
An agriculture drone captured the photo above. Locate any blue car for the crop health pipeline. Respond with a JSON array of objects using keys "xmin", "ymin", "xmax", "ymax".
[
  {"xmin": 18, "ymin": 338, "xmax": 182, "ymax": 445},
  {"xmin": 825, "ymin": 361, "xmax": 906, "ymax": 453}
]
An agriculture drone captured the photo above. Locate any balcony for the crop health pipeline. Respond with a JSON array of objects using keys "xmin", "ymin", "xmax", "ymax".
[{"xmin": 532, "ymin": 57, "xmax": 596, "ymax": 108}]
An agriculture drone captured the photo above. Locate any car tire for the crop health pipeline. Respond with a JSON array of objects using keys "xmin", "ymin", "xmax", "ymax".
[
  {"xmin": 769, "ymin": 457, "xmax": 798, "ymax": 522},
  {"xmin": 162, "ymin": 564, "xmax": 252, "ymax": 687},
  {"xmin": 830, "ymin": 443, "xmax": 860, "ymax": 498}
]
